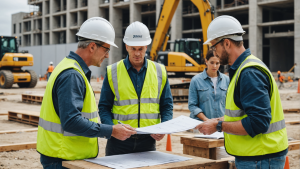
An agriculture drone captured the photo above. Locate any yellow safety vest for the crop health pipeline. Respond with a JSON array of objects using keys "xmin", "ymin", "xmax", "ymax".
[
  {"xmin": 37, "ymin": 57, "xmax": 98, "ymax": 160},
  {"xmin": 224, "ymin": 55, "xmax": 288, "ymax": 156},
  {"xmin": 107, "ymin": 59, "xmax": 167, "ymax": 128}
]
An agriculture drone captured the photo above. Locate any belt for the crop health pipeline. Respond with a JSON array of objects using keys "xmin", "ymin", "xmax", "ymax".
[{"xmin": 130, "ymin": 134, "xmax": 151, "ymax": 139}]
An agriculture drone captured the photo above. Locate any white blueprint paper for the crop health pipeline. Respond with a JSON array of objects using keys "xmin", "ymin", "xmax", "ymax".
[
  {"xmin": 194, "ymin": 132, "xmax": 224, "ymax": 139},
  {"xmin": 135, "ymin": 115, "xmax": 202, "ymax": 134},
  {"xmin": 85, "ymin": 151, "xmax": 192, "ymax": 169}
]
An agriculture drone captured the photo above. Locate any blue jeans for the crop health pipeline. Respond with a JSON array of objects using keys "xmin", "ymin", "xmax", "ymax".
[
  {"xmin": 47, "ymin": 72, "xmax": 52, "ymax": 81},
  {"xmin": 40, "ymin": 154, "xmax": 67, "ymax": 169},
  {"xmin": 235, "ymin": 155, "xmax": 286, "ymax": 169}
]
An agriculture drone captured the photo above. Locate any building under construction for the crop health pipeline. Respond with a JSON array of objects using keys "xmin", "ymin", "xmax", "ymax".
[{"xmin": 11, "ymin": 0, "xmax": 300, "ymax": 78}]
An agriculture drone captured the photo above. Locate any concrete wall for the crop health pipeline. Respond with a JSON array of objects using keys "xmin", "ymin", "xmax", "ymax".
[
  {"xmin": 269, "ymin": 38, "xmax": 294, "ymax": 72},
  {"xmin": 20, "ymin": 43, "xmax": 101, "ymax": 78}
]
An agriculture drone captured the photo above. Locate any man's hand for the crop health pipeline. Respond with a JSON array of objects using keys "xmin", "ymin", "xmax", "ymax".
[
  {"xmin": 151, "ymin": 134, "xmax": 165, "ymax": 141},
  {"xmin": 111, "ymin": 124, "xmax": 136, "ymax": 141},
  {"xmin": 195, "ymin": 119, "xmax": 218, "ymax": 135},
  {"xmin": 215, "ymin": 116, "xmax": 224, "ymax": 121}
]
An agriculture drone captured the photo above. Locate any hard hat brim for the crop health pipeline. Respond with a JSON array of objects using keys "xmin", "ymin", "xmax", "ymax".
[{"xmin": 123, "ymin": 39, "xmax": 152, "ymax": 46}]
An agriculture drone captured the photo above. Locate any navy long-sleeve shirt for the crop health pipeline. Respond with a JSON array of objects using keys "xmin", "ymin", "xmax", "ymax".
[
  {"xmin": 52, "ymin": 51, "xmax": 113, "ymax": 138},
  {"xmin": 229, "ymin": 48, "xmax": 287, "ymax": 161},
  {"xmin": 98, "ymin": 56, "xmax": 173, "ymax": 126}
]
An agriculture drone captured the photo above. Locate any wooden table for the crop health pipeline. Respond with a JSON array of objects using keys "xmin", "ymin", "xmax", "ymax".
[
  {"xmin": 62, "ymin": 151, "xmax": 229, "ymax": 169},
  {"xmin": 181, "ymin": 136, "xmax": 224, "ymax": 160}
]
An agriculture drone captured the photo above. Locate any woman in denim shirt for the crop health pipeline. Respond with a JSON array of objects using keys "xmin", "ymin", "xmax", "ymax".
[{"xmin": 188, "ymin": 50, "xmax": 229, "ymax": 121}]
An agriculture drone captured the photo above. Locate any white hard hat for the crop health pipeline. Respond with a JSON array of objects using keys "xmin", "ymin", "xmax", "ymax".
[
  {"xmin": 50, "ymin": 61, "xmax": 53, "ymax": 65},
  {"xmin": 204, "ymin": 15, "xmax": 245, "ymax": 44},
  {"xmin": 123, "ymin": 21, "xmax": 152, "ymax": 46},
  {"xmin": 76, "ymin": 17, "xmax": 118, "ymax": 48}
]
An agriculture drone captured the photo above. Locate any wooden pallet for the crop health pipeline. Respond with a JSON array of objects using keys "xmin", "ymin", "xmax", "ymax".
[
  {"xmin": 8, "ymin": 110, "xmax": 40, "ymax": 126},
  {"xmin": 171, "ymin": 89, "xmax": 189, "ymax": 102},
  {"xmin": 22, "ymin": 94, "xmax": 44, "ymax": 103}
]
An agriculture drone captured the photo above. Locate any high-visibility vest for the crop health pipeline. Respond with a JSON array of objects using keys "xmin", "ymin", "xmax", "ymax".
[
  {"xmin": 37, "ymin": 57, "xmax": 98, "ymax": 160},
  {"xmin": 48, "ymin": 65, "xmax": 54, "ymax": 73},
  {"xmin": 224, "ymin": 55, "xmax": 288, "ymax": 156},
  {"xmin": 107, "ymin": 59, "xmax": 167, "ymax": 128}
]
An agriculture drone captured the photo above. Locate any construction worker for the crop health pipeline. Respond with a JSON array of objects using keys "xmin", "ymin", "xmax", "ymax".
[
  {"xmin": 195, "ymin": 15, "xmax": 288, "ymax": 168},
  {"xmin": 278, "ymin": 70, "xmax": 284, "ymax": 89},
  {"xmin": 46, "ymin": 61, "xmax": 54, "ymax": 81},
  {"xmin": 99, "ymin": 21, "xmax": 173, "ymax": 156},
  {"xmin": 37, "ymin": 17, "xmax": 136, "ymax": 168}
]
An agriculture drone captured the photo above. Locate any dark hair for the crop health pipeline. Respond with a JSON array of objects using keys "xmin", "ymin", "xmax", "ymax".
[{"xmin": 206, "ymin": 50, "xmax": 215, "ymax": 61}]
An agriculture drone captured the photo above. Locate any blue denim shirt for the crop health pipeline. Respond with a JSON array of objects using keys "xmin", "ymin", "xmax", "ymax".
[
  {"xmin": 229, "ymin": 48, "xmax": 287, "ymax": 161},
  {"xmin": 98, "ymin": 56, "xmax": 173, "ymax": 127},
  {"xmin": 188, "ymin": 69, "xmax": 229, "ymax": 120}
]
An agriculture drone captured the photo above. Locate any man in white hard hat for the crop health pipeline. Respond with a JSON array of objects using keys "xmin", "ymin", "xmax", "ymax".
[
  {"xmin": 195, "ymin": 15, "xmax": 288, "ymax": 168},
  {"xmin": 46, "ymin": 61, "xmax": 54, "ymax": 81},
  {"xmin": 99, "ymin": 21, "xmax": 173, "ymax": 156},
  {"xmin": 37, "ymin": 17, "xmax": 136, "ymax": 168}
]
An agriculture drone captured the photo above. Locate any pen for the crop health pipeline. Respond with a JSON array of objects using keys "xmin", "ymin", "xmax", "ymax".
[{"xmin": 118, "ymin": 121, "xmax": 124, "ymax": 126}]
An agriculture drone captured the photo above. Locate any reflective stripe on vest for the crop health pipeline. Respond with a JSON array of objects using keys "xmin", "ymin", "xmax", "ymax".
[
  {"xmin": 113, "ymin": 113, "xmax": 160, "ymax": 121},
  {"xmin": 111, "ymin": 61, "xmax": 163, "ymax": 106},
  {"xmin": 39, "ymin": 111, "xmax": 97, "ymax": 136}
]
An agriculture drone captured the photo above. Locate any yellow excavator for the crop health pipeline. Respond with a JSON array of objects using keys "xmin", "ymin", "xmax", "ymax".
[
  {"xmin": 0, "ymin": 36, "xmax": 37, "ymax": 88},
  {"xmin": 150, "ymin": 0, "xmax": 214, "ymax": 75}
]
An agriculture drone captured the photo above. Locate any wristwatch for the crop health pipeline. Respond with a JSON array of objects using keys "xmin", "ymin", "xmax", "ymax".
[{"xmin": 216, "ymin": 121, "xmax": 223, "ymax": 132}]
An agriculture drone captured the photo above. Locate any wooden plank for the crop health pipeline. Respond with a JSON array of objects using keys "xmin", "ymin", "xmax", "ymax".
[
  {"xmin": 63, "ymin": 152, "xmax": 217, "ymax": 169},
  {"xmin": 181, "ymin": 136, "xmax": 224, "ymax": 148},
  {"xmin": 288, "ymin": 140, "xmax": 300, "ymax": 151},
  {"xmin": 0, "ymin": 128, "xmax": 38, "ymax": 134},
  {"xmin": 0, "ymin": 142, "xmax": 36, "ymax": 152},
  {"xmin": 285, "ymin": 120, "xmax": 300, "ymax": 125},
  {"xmin": 0, "ymin": 113, "xmax": 8, "ymax": 115},
  {"xmin": 183, "ymin": 145, "xmax": 210, "ymax": 159},
  {"xmin": 283, "ymin": 108, "xmax": 300, "ymax": 113}
]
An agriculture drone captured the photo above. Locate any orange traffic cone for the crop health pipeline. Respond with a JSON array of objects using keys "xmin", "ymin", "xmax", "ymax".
[
  {"xmin": 297, "ymin": 79, "xmax": 300, "ymax": 93},
  {"xmin": 166, "ymin": 134, "xmax": 172, "ymax": 152},
  {"xmin": 101, "ymin": 75, "xmax": 104, "ymax": 80},
  {"xmin": 284, "ymin": 156, "xmax": 290, "ymax": 169},
  {"xmin": 97, "ymin": 77, "xmax": 99, "ymax": 82}
]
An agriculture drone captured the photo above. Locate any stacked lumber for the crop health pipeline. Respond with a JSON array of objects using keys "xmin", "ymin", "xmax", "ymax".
[
  {"xmin": 22, "ymin": 93, "xmax": 44, "ymax": 103},
  {"xmin": 171, "ymin": 89, "xmax": 189, "ymax": 102},
  {"xmin": 8, "ymin": 110, "xmax": 40, "ymax": 126}
]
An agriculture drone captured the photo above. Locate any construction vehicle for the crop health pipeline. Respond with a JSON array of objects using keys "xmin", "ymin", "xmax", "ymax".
[
  {"xmin": 150, "ymin": 0, "xmax": 214, "ymax": 75},
  {"xmin": 0, "ymin": 36, "xmax": 37, "ymax": 88}
]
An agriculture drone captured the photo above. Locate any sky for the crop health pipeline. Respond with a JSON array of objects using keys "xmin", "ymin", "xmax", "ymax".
[{"xmin": 0, "ymin": 0, "xmax": 33, "ymax": 36}]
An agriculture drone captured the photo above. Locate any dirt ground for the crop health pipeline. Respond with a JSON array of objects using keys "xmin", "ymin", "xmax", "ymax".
[{"xmin": 0, "ymin": 80, "xmax": 299, "ymax": 169}]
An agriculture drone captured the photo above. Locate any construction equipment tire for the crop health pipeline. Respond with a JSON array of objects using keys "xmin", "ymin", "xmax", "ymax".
[
  {"xmin": 0, "ymin": 70, "xmax": 14, "ymax": 88},
  {"xmin": 17, "ymin": 70, "xmax": 38, "ymax": 88}
]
